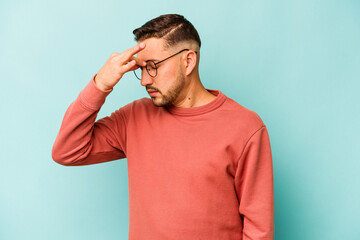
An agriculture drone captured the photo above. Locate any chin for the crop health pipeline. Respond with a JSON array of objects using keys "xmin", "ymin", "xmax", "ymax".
[
  {"xmin": 151, "ymin": 97, "xmax": 172, "ymax": 107},
  {"xmin": 150, "ymin": 97, "xmax": 163, "ymax": 107}
]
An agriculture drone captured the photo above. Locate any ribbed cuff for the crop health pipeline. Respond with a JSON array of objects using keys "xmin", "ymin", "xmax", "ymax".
[{"xmin": 78, "ymin": 73, "xmax": 113, "ymax": 111}]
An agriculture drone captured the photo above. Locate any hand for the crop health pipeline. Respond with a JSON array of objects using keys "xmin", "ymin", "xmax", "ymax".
[{"xmin": 94, "ymin": 43, "xmax": 146, "ymax": 91}]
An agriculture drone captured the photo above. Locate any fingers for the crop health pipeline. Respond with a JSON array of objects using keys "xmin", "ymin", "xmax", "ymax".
[
  {"xmin": 120, "ymin": 59, "xmax": 140, "ymax": 73},
  {"xmin": 122, "ymin": 42, "xmax": 146, "ymax": 64},
  {"xmin": 129, "ymin": 62, "xmax": 142, "ymax": 71},
  {"xmin": 129, "ymin": 56, "xmax": 146, "ymax": 67},
  {"xmin": 120, "ymin": 60, "xmax": 135, "ymax": 74}
]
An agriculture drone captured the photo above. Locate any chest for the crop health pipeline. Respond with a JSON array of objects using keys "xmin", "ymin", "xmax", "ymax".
[{"xmin": 126, "ymin": 114, "xmax": 243, "ymax": 181}]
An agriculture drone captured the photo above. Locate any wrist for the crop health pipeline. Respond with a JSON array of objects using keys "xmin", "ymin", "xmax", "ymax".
[{"xmin": 94, "ymin": 74, "xmax": 112, "ymax": 92}]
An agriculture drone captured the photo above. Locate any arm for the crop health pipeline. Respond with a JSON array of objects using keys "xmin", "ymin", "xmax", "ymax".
[
  {"xmin": 51, "ymin": 74, "xmax": 126, "ymax": 166},
  {"xmin": 234, "ymin": 125, "xmax": 275, "ymax": 239},
  {"xmin": 51, "ymin": 43, "xmax": 147, "ymax": 166}
]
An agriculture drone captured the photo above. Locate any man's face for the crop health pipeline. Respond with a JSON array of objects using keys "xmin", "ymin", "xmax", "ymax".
[{"xmin": 136, "ymin": 38, "xmax": 186, "ymax": 107}]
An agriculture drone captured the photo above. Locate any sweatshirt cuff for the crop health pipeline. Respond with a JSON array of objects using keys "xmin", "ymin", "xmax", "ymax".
[{"xmin": 78, "ymin": 73, "xmax": 113, "ymax": 111}]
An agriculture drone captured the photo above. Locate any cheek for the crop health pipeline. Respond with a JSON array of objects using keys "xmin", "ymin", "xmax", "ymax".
[
  {"xmin": 160, "ymin": 64, "xmax": 177, "ymax": 78},
  {"xmin": 158, "ymin": 63, "xmax": 178, "ymax": 86}
]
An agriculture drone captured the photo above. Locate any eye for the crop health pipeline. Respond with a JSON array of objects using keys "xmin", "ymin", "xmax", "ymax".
[{"xmin": 147, "ymin": 61, "xmax": 156, "ymax": 70}]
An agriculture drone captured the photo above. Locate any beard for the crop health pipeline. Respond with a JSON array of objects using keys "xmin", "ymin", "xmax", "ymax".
[{"xmin": 149, "ymin": 70, "xmax": 185, "ymax": 107}]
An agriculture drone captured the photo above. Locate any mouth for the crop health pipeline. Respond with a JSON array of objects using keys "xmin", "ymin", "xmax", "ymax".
[{"xmin": 147, "ymin": 90, "xmax": 159, "ymax": 97}]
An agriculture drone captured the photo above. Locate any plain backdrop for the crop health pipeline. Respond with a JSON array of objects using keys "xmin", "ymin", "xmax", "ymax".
[{"xmin": 1, "ymin": 0, "xmax": 359, "ymax": 239}]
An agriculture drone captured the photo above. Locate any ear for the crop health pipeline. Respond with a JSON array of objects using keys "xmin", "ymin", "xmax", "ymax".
[{"xmin": 183, "ymin": 50, "xmax": 197, "ymax": 76}]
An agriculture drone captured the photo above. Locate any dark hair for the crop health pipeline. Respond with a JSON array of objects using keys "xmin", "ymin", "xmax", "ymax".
[{"xmin": 133, "ymin": 14, "xmax": 201, "ymax": 49}]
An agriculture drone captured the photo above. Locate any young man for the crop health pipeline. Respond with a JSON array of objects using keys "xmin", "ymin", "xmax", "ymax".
[{"xmin": 52, "ymin": 14, "xmax": 274, "ymax": 240}]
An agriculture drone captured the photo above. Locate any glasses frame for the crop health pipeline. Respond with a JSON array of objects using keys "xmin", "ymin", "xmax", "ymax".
[{"xmin": 134, "ymin": 48, "xmax": 198, "ymax": 80}]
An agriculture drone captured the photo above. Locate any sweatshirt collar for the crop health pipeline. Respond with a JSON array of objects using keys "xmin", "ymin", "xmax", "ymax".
[{"xmin": 165, "ymin": 89, "xmax": 227, "ymax": 116}]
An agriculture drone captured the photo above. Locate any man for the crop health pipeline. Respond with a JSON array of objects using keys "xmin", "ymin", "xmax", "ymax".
[{"xmin": 52, "ymin": 14, "xmax": 274, "ymax": 240}]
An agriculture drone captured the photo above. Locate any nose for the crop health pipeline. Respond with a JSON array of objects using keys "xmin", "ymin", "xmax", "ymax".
[{"xmin": 140, "ymin": 72, "xmax": 154, "ymax": 86}]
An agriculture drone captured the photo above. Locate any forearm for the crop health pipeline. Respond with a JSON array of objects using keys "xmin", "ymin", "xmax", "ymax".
[{"xmin": 51, "ymin": 74, "xmax": 124, "ymax": 166}]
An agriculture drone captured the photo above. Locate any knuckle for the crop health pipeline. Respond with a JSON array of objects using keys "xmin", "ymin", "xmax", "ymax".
[{"xmin": 109, "ymin": 57, "xmax": 118, "ymax": 63}]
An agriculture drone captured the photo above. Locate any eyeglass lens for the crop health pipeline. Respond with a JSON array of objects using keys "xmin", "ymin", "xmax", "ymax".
[{"xmin": 134, "ymin": 61, "xmax": 157, "ymax": 80}]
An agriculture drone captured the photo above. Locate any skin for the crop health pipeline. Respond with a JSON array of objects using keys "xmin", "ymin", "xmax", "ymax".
[{"xmin": 94, "ymin": 37, "xmax": 216, "ymax": 108}]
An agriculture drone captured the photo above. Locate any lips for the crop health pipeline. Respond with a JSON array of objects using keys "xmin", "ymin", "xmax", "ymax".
[
  {"xmin": 147, "ymin": 88, "xmax": 159, "ymax": 96},
  {"xmin": 148, "ymin": 91, "xmax": 158, "ymax": 97}
]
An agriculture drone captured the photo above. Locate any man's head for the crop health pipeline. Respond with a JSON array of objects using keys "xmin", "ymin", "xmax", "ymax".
[
  {"xmin": 133, "ymin": 14, "xmax": 201, "ymax": 50},
  {"xmin": 132, "ymin": 14, "xmax": 201, "ymax": 107}
]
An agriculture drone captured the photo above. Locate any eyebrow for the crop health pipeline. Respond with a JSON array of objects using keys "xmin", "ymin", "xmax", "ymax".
[{"xmin": 145, "ymin": 58, "xmax": 159, "ymax": 62}]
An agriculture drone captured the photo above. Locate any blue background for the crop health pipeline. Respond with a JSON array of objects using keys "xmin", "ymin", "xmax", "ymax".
[{"xmin": 1, "ymin": 0, "xmax": 359, "ymax": 239}]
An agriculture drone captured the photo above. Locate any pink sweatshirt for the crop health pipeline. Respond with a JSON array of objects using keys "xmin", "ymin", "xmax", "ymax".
[{"xmin": 52, "ymin": 74, "xmax": 274, "ymax": 240}]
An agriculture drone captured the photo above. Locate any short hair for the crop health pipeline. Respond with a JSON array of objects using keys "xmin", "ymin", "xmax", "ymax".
[{"xmin": 133, "ymin": 14, "xmax": 201, "ymax": 50}]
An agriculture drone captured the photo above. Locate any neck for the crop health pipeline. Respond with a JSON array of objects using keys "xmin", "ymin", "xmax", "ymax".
[{"xmin": 172, "ymin": 74, "xmax": 217, "ymax": 108}]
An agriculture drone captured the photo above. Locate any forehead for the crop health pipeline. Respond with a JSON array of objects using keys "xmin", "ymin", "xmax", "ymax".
[{"xmin": 136, "ymin": 37, "xmax": 168, "ymax": 60}]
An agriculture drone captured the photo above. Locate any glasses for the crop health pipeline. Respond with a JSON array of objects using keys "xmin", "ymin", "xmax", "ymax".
[{"xmin": 133, "ymin": 49, "xmax": 198, "ymax": 80}]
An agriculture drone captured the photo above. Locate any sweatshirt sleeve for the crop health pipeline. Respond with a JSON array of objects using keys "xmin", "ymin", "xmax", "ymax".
[
  {"xmin": 51, "ymin": 73, "xmax": 127, "ymax": 166},
  {"xmin": 234, "ymin": 125, "xmax": 275, "ymax": 240}
]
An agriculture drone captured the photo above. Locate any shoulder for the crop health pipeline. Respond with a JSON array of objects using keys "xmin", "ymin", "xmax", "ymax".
[
  {"xmin": 219, "ymin": 94, "xmax": 266, "ymax": 132},
  {"xmin": 223, "ymin": 96, "xmax": 264, "ymax": 125}
]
